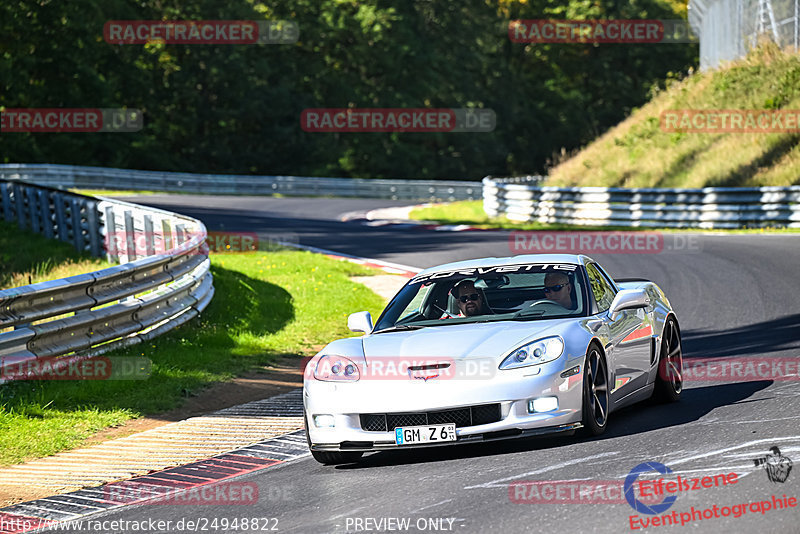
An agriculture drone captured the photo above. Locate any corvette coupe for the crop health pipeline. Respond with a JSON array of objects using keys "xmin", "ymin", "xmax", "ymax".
[{"xmin": 303, "ymin": 254, "xmax": 682, "ymax": 464}]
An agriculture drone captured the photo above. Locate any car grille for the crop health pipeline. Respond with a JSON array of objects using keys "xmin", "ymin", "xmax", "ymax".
[{"xmin": 359, "ymin": 404, "xmax": 502, "ymax": 432}]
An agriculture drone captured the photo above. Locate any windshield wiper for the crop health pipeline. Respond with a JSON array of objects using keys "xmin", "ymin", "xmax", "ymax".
[
  {"xmin": 511, "ymin": 310, "xmax": 546, "ymax": 320},
  {"xmin": 373, "ymin": 324, "xmax": 427, "ymax": 334}
]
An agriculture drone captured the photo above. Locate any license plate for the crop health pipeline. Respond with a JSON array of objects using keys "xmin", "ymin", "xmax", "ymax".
[{"xmin": 394, "ymin": 423, "xmax": 456, "ymax": 445}]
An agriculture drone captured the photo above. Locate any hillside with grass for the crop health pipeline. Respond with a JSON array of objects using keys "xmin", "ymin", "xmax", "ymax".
[{"xmin": 547, "ymin": 44, "xmax": 800, "ymax": 188}]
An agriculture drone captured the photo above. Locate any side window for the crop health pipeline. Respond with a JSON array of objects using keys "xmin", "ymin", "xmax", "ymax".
[
  {"xmin": 397, "ymin": 284, "xmax": 432, "ymax": 321},
  {"xmin": 586, "ymin": 263, "xmax": 616, "ymax": 312},
  {"xmin": 594, "ymin": 263, "xmax": 618, "ymax": 292}
]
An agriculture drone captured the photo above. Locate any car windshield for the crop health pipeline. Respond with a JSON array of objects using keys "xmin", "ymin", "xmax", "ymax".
[{"xmin": 373, "ymin": 263, "xmax": 587, "ymax": 332}]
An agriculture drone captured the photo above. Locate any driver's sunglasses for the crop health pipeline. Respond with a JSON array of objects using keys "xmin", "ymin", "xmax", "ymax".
[
  {"xmin": 544, "ymin": 283, "xmax": 568, "ymax": 293},
  {"xmin": 458, "ymin": 293, "xmax": 480, "ymax": 303}
]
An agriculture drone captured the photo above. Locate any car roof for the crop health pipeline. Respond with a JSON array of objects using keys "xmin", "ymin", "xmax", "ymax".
[{"xmin": 414, "ymin": 254, "xmax": 594, "ymax": 277}]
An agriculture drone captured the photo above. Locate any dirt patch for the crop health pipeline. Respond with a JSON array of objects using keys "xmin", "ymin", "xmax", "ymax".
[
  {"xmin": 95, "ymin": 355, "xmax": 304, "ymax": 431},
  {"xmin": 0, "ymin": 356, "xmax": 305, "ymax": 507},
  {"xmin": 350, "ymin": 274, "xmax": 408, "ymax": 302},
  {"xmin": 0, "ymin": 485, "xmax": 48, "ymax": 509}
]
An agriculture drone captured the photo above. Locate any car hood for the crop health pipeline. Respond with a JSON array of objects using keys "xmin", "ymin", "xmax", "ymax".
[{"xmin": 362, "ymin": 319, "xmax": 569, "ymax": 361}]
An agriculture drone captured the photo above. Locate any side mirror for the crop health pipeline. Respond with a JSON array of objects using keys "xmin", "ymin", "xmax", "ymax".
[
  {"xmin": 347, "ymin": 311, "xmax": 373, "ymax": 333},
  {"xmin": 608, "ymin": 289, "xmax": 650, "ymax": 321}
]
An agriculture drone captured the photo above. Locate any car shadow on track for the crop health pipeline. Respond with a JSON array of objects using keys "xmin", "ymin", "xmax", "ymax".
[
  {"xmin": 334, "ymin": 381, "xmax": 772, "ymax": 469},
  {"xmin": 681, "ymin": 312, "xmax": 800, "ymax": 358}
]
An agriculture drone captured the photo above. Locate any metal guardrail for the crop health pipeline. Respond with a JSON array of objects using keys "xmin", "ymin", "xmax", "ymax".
[
  {"xmin": 483, "ymin": 176, "xmax": 800, "ymax": 229},
  {"xmin": 689, "ymin": 0, "xmax": 799, "ymax": 70},
  {"xmin": 0, "ymin": 163, "xmax": 483, "ymax": 202},
  {"xmin": 0, "ymin": 180, "xmax": 214, "ymax": 379}
]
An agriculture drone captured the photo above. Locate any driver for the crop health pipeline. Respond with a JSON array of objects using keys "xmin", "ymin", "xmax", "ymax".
[
  {"xmin": 451, "ymin": 279, "xmax": 492, "ymax": 317},
  {"xmin": 543, "ymin": 272, "xmax": 576, "ymax": 310}
]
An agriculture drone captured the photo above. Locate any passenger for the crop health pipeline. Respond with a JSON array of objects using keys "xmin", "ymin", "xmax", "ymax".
[{"xmin": 451, "ymin": 279, "xmax": 492, "ymax": 317}]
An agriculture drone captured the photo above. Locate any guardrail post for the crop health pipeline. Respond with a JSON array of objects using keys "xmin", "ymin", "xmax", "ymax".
[
  {"xmin": 161, "ymin": 219, "xmax": 173, "ymax": 252},
  {"xmin": 27, "ymin": 187, "xmax": 41, "ymax": 234},
  {"xmin": 86, "ymin": 200, "xmax": 102, "ymax": 257},
  {"xmin": 54, "ymin": 192, "xmax": 69, "ymax": 242},
  {"xmin": 70, "ymin": 198, "xmax": 84, "ymax": 252},
  {"xmin": 175, "ymin": 223, "xmax": 186, "ymax": 245},
  {"xmin": 124, "ymin": 210, "xmax": 137, "ymax": 262},
  {"xmin": 1, "ymin": 181, "xmax": 12, "ymax": 222},
  {"xmin": 39, "ymin": 189, "xmax": 54, "ymax": 239},
  {"xmin": 13, "ymin": 183, "xmax": 26, "ymax": 229},
  {"xmin": 143, "ymin": 214, "xmax": 155, "ymax": 256},
  {"xmin": 104, "ymin": 205, "xmax": 119, "ymax": 263}
]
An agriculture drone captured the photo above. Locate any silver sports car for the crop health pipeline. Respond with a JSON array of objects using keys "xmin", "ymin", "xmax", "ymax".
[{"xmin": 303, "ymin": 254, "xmax": 682, "ymax": 464}]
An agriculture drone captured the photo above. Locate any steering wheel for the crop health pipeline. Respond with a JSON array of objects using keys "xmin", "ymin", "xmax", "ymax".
[
  {"xmin": 433, "ymin": 303, "xmax": 455, "ymax": 319},
  {"xmin": 527, "ymin": 299, "xmax": 570, "ymax": 312}
]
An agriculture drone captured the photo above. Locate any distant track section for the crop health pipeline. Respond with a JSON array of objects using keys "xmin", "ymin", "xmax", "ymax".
[{"xmin": 0, "ymin": 163, "xmax": 482, "ymax": 202}]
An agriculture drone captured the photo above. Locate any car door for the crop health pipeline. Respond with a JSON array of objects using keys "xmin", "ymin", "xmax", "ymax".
[{"xmin": 586, "ymin": 263, "xmax": 651, "ymax": 400}]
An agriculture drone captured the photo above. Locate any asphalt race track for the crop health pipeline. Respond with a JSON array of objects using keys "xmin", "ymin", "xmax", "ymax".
[{"xmin": 57, "ymin": 194, "xmax": 800, "ymax": 533}]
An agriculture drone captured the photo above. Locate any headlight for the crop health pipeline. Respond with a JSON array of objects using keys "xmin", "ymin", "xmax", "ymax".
[
  {"xmin": 314, "ymin": 355, "xmax": 361, "ymax": 382},
  {"xmin": 499, "ymin": 336, "xmax": 564, "ymax": 370}
]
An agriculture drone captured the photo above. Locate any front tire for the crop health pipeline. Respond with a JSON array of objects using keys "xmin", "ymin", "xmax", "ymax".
[
  {"xmin": 581, "ymin": 344, "xmax": 609, "ymax": 436},
  {"xmin": 304, "ymin": 413, "xmax": 364, "ymax": 465},
  {"xmin": 653, "ymin": 317, "xmax": 682, "ymax": 403}
]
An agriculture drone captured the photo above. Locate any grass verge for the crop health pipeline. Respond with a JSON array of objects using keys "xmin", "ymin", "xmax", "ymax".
[
  {"xmin": 70, "ymin": 189, "xmax": 287, "ymax": 198},
  {"xmin": 409, "ymin": 201, "xmax": 800, "ymax": 233},
  {"xmin": 0, "ymin": 221, "xmax": 110, "ymax": 289},
  {"xmin": 69, "ymin": 189, "xmax": 160, "ymax": 197},
  {"xmin": 0, "ymin": 249, "xmax": 386, "ymax": 466}
]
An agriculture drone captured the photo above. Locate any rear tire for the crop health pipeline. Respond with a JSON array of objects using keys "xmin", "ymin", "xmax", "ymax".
[
  {"xmin": 653, "ymin": 317, "xmax": 682, "ymax": 403},
  {"xmin": 581, "ymin": 344, "xmax": 609, "ymax": 436},
  {"xmin": 304, "ymin": 413, "xmax": 364, "ymax": 465}
]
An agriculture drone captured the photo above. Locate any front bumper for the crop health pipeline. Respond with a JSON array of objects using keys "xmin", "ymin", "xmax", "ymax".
[
  {"xmin": 304, "ymin": 355, "xmax": 585, "ymax": 452},
  {"xmin": 310, "ymin": 423, "xmax": 583, "ymax": 452}
]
